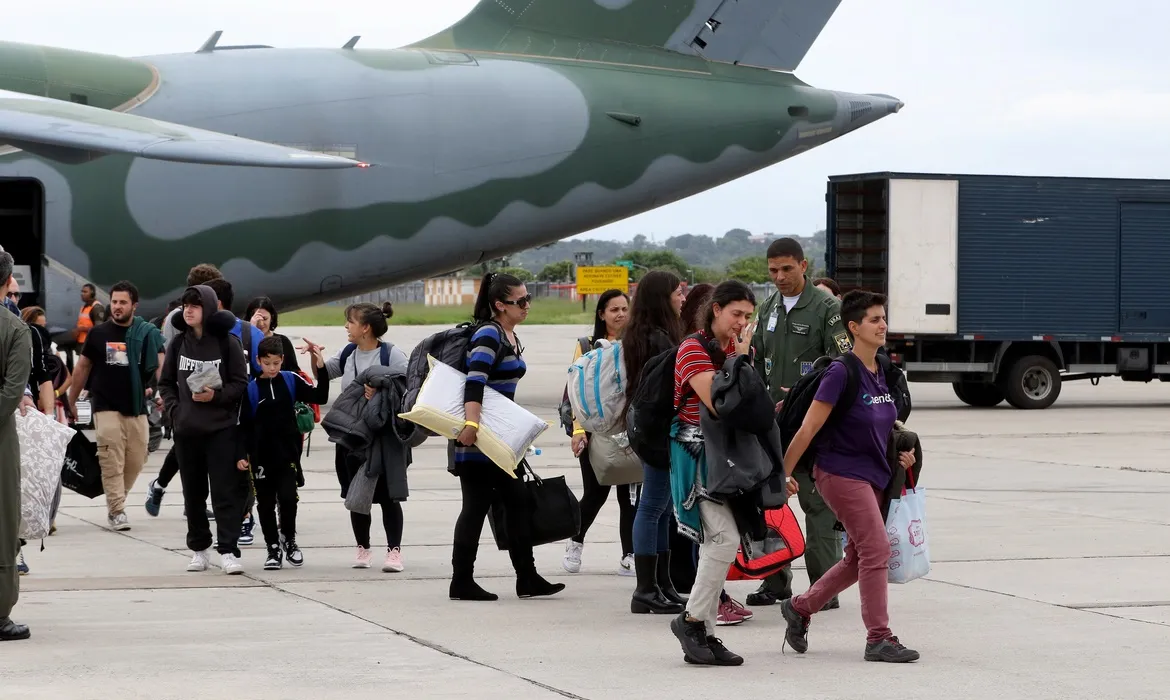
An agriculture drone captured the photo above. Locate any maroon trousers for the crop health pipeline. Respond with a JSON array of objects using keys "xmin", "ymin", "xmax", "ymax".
[{"xmin": 791, "ymin": 467, "xmax": 893, "ymax": 644}]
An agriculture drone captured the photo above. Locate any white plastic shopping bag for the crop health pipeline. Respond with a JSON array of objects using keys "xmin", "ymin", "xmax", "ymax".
[
  {"xmin": 885, "ymin": 486, "xmax": 930, "ymax": 584},
  {"xmin": 16, "ymin": 408, "xmax": 73, "ymax": 540},
  {"xmin": 398, "ymin": 356, "xmax": 548, "ymax": 476}
]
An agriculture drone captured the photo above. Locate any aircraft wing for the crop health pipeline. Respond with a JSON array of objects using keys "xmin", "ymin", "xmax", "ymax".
[
  {"xmin": 0, "ymin": 89, "xmax": 363, "ymax": 169},
  {"xmin": 415, "ymin": 0, "xmax": 842, "ymax": 73}
]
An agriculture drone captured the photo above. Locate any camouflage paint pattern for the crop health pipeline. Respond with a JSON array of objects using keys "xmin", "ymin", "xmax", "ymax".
[{"xmin": 0, "ymin": 0, "xmax": 900, "ymax": 327}]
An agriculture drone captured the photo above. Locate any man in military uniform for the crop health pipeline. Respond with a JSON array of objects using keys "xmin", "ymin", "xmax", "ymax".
[
  {"xmin": 747, "ymin": 237, "xmax": 850, "ymax": 609},
  {"xmin": 0, "ymin": 248, "xmax": 33, "ymax": 641}
]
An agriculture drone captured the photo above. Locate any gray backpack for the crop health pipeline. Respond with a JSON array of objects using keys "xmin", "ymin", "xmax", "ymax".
[{"xmin": 558, "ymin": 337, "xmax": 592, "ymax": 436}]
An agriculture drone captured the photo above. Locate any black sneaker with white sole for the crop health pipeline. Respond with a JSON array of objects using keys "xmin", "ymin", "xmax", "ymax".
[
  {"xmin": 263, "ymin": 545, "xmax": 283, "ymax": 570},
  {"xmin": 864, "ymin": 636, "xmax": 920, "ymax": 663},
  {"xmin": 145, "ymin": 480, "xmax": 165, "ymax": 517},
  {"xmin": 284, "ymin": 540, "xmax": 304, "ymax": 567},
  {"xmin": 239, "ymin": 513, "xmax": 255, "ymax": 546}
]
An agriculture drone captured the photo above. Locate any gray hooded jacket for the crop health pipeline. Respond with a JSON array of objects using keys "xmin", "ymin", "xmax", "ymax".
[
  {"xmin": 322, "ymin": 364, "xmax": 412, "ymax": 513},
  {"xmin": 700, "ymin": 355, "xmax": 784, "ymax": 498}
]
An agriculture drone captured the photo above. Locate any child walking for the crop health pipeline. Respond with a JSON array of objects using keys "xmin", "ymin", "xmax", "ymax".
[{"xmin": 237, "ymin": 336, "xmax": 329, "ymax": 569}]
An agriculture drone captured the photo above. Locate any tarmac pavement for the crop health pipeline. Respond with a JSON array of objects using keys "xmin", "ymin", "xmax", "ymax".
[{"xmin": 5, "ymin": 324, "xmax": 1170, "ymax": 698}]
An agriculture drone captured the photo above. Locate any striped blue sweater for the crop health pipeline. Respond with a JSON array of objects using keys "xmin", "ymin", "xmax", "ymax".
[{"xmin": 456, "ymin": 323, "xmax": 526, "ymax": 466}]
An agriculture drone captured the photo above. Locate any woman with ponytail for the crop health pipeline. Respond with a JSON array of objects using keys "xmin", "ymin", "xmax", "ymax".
[
  {"xmin": 305, "ymin": 301, "xmax": 409, "ymax": 572},
  {"xmin": 448, "ymin": 272, "xmax": 565, "ymax": 601}
]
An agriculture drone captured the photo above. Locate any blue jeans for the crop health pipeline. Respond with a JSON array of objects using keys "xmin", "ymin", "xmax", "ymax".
[{"xmin": 632, "ymin": 463, "xmax": 673, "ymax": 555}]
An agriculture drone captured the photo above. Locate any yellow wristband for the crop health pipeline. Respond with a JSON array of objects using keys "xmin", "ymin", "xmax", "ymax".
[
  {"xmin": 464, "ymin": 421, "xmax": 480, "ymax": 430},
  {"xmin": 572, "ymin": 429, "xmax": 586, "ymax": 436}
]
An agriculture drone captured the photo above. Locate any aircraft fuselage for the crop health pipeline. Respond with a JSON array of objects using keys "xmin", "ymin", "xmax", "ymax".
[{"xmin": 0, "ymin": 41, "xmax": 899, "ymax": 326}]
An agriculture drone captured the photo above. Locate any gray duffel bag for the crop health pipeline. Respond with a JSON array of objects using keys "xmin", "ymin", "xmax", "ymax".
[{"xmin": 587, "ymin": 432, "xmax": 644, "ymax": 486}]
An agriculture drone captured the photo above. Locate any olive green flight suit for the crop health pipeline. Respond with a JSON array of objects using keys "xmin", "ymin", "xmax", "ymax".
[
  {"xmin": 0, "ymin": 312, "xmax": 32, "ymax": 621},
  {"xmin": 750, "ymin": 277, "xmax": 850, "ymax": 602}
]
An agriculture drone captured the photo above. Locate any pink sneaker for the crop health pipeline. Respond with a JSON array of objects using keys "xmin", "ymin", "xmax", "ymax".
[
  {"xmin": 353, "ymin": 546, "xmax": 372, "ymax": 569},
  {"xmin": 726, "ymin": 597, "xmax": 754, "ymax": 620},
  {"xmin": 716, "ymin": 599, "xmax": 747, "ymax": 626},
  {"xmin": 382, "ymin": 547, "xmax": 404, "ymax": 573}
]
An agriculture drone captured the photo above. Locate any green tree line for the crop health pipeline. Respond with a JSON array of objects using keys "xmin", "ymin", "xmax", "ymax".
[{"xmin": 471, "ymin": 229, "xmax": 827, "ymax": 284}]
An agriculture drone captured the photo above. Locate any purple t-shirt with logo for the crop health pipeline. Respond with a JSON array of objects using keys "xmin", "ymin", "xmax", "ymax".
[{"xmin": 812, "ymin": 358, "xmax": 897, "ymax": 489}]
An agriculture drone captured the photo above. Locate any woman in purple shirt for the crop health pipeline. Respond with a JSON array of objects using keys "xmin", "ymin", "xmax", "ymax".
[{"xmin": 777, "ymin": 290, "xmax": 921, "ymax": 664}]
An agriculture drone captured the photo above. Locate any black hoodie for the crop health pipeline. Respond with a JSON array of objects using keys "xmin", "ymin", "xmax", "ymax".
[{"xmin": 159, "ymin": 284, "xmax": 249, "ymax": 437}]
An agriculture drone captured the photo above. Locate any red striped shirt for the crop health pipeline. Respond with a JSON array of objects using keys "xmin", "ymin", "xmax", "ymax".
[{"xmin": 674, "ymin": 333, "xmax": 735, "ymax": 426}]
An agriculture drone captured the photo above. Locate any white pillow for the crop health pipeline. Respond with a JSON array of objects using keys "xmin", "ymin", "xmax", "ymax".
[{"xmin": 399, "ymin": 357, "xmax": 547, "ymax": 475}]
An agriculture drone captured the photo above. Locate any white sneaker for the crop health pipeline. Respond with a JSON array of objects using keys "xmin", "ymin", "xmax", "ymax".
[
  {"xmin": 563, "ymin": 540, "xmax": 583, "ymax": 573},
  {"xmin": 221, "ymin": 552, "xmax": 244, "ymax": 575},
  {"xmin": 187, "ymin": 549, "xmax": 211, "ymax": 572},
  {"xmin": 618, "ymin": 554, "xmax": 636, "ymax": 577}
]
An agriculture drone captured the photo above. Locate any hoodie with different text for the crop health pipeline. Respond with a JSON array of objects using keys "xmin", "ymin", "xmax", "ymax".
[{"xmin": 159, "ymin": 284, "xmax": 249, "ymax": 437}]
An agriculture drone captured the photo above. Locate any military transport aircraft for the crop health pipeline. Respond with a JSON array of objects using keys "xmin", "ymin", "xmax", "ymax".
[{"xmin": 0, "ymin": 0, "xmax": 901, "ymax": 330}]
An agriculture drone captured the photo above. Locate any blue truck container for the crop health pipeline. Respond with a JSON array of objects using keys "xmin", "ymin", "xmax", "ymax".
[{"xmin": 825, "ymin": 172, "xmax": 1170, "ymax": 409}]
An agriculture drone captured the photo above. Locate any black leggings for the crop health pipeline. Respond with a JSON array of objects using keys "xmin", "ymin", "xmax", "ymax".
[
  {"xmin": 574, "ymin": 446, "xmax": 637, "ymax": 555},
  {"xmin": 453, "ymin": 463, "xmax": 534, "ymax": 575},
  {"xmin": 352, "ymin": 502, "xmax": 403, "ymax": 550}
]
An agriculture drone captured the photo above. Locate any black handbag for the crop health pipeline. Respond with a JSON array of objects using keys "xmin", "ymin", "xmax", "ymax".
[
  {"xmin": 60, "ymin": 430, "xmax": 103, "ymax": 499},
  {"xmin": 488, "ymin": 461, "xmax": 581, "ymax": 550}
]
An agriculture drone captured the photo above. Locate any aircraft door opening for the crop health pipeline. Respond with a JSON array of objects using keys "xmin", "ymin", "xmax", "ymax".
[{"xmin": 0, "ymin": 177, "xmax": 45, "ymax": 308}]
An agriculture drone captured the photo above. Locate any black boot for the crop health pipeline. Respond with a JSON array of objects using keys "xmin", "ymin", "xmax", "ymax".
[
  {"xmin": 449, "ymin": 543, "xmax": 498, "ymax": 602},
  {"xmin": 630, "ymin": 554, "xmax": 684, "ymax": 614},
  {"xmin": 0, "ymin": 617, "xmax": 30, "ymax": 642},
  {"xmin": 516, "ymin": 570, "xmax": 566, "ymax": 598},
  {"xmin": 656, "ymin": 550, "xmax": 687, "ymax": 605}
]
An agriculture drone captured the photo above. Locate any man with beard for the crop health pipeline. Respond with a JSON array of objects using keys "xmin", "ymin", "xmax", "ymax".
[{"xmin": 67, "ymin": 281, "xmax": 165, "ymax": 531}]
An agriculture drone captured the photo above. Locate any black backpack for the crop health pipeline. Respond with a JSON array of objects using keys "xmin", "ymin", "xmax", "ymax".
[
  {"xmin": 401, "ymin": 320, "xmax": 507, "ymax": 446},
  {"xmin": 879, "ymin": 348, "xmax": 912, "ymax": 422},
  {"xmin": 776, "ymin": 351, "xmax": 912, "ymax": 473},
  {"xmin": 625, "ymin": 332, "xmax": 707, "ymax": 468}
]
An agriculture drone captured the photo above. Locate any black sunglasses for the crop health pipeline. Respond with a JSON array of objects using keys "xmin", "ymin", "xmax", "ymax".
[
  {"xmin": 5, "ymin": 291, "xmax": 19, "ymax": 300},
  {"xmin": 501, "ymin": 294, "xmax": 532, "ymax": 308}
]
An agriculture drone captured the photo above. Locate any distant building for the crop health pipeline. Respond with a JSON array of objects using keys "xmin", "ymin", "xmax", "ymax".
[{"xmin": 425, "ymin": 276, "xmax": 480, "ymax": 306}]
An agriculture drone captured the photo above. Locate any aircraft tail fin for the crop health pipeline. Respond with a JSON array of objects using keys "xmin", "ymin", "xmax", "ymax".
[{"xmin": 412, "ymin": 0, "xmax": 842, "ymax": 73}]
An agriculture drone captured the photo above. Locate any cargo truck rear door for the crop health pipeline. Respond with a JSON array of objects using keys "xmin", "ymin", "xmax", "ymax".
[{"xmin": 1119, "ymin": 202, "xmax": 1170, "ymax": 333}]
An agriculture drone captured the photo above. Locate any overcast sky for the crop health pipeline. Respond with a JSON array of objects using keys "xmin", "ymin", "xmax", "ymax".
[{"xmin": 6, "ymin": 1, "xmax": 1168, "ymax": 241}]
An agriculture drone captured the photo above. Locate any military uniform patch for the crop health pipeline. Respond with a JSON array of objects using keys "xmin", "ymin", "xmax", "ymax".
[
  {"xmin": 828, "ymin": 314, "xmax": 841, "ymax": 327},
  {"xmin": 800, "ymin": 361, "xmax": 814, "ymax": 375},
  {"xmin": 791, "ymin": 322, "xmax": 809, "ymax": 335},
  {"xmin": 833, "ymin": 332, "xmax": 852, "ymax": 354}
]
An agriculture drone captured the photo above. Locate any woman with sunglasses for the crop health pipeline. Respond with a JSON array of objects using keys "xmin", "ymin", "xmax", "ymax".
[{"xmin": 448, "ymin": 272, "xmax": 565, "ymax": 602}]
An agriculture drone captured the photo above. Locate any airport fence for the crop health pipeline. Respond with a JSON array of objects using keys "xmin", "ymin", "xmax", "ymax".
[{"xmin": 332, "ymin": 280, "xmax": 776, "ymax": 308}]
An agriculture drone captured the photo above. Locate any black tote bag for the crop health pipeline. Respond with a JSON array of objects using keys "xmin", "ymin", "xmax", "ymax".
[
  {"xmin": 488, "ymin": 461, "xmax": 581, "ymax": 550},
  {"xmin": 60, "ymin": 430, "xmax": 104, "ymax": 499}
]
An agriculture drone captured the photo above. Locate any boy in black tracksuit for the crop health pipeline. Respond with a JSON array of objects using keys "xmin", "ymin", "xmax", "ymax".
[
  {"xmin": 159, "ymin": 285, "xmax": 250, "ymax": 574},
  {"xmin": 237, "ymin": 336, "xmax": 329, "ymax": 569}
]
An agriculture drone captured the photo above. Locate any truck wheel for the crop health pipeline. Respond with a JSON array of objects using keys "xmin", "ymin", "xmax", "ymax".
[
  {"xmin": 953, "ymin": 381, "xmax": 1004, "ymax": 407},
  {"xmin": 1002, "ymin": 355, "xmax": 1061, "ymax": 409}
]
